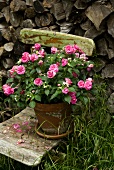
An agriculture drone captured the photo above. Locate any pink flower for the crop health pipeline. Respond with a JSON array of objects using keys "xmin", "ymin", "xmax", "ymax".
[
  {"xmin": 20, "ymin": 90, "xmax": 25, "ymax": 94},
  {"xmin": 73, "ymin": 44, "xmax": 84, "ymax": 54},
  {"xmin": 70, "ymin": 96, "xmax": 77, "ymax": 104},
  {"xmin": 13, "ymin": 123, "xmax": 20, "ymax": 129},
  {"xmin": 47, "ymin": 70, "xmax": 56, "ymax": 78},
  {"xmin": 2, "ymin": 84, "xmax": 14, "ymax": 96},
  {"xmin": 69, "ymin": 92, "xmax": 76, "ymax": 97},
  {"xmin": 87, "ymin": 64, "xmax": 94, "ymax": 71},
  {"xmin": 56, "ymin": 62, "xmax": 60, "ymax": 66},
  {"xmin": 73, "ymin": 44, "xmax": 80, "ymax": 51},
  {"xmin": 72, "ymin": 72, "xmax": 78, "ymax": 78},
  {"xmin": 84, "ymin": 80, "xmax": 92, "ymax": 90},
  {"xmin": 38, "ymin": 49, "xmax": 45, "ymax": 57},
  {"xmin": 22, "ymin": 121, "xmax": 29, "ymax": 125},
  {"xmin": 61, "ymin": 58, "xmax": 68, "ymax": 66},
  {"xmin": 34, "ymin": 43, "xmax": 41, "ymax": 50},
  {"xmin": 49, "ymin": 64, "xmax": 59, "ymax": 72},
  {"xmin": 16, "ymin": 65, "xmax": 25, "ymax": 74},
  {"xmin": 29, "ymin": 53, "xmax": 38, "ymax": 62},
  {"xmin": 77, "ymin": 80, "xmax": 85, "ymax": 88},
  {"xmin": 9, "ymin": 65, "xmax": 18, "ymax": 77},
  {"xmin": 86, "ymin": 78, "xmax": 93, "ymax": 82},
  {"xmin": 34, "ymin": 78, "xmax": 43, "ymax": 86},
  {"xmin": 65, "ymin": 78, "xmax": 72, "ymax": 85},
  {"xmin": 80, "ymin": 53, "xmax": 88, "ymax": 61},
  {"xmin": 75, "ymin": 53, "xmax": 80, "ymax": 58},
  {"xmin": 38, "ymin": 60, "xmax": 43, "ymax": 65},
  {"xmin": 21, "ymin": 52, "xmax": 30, "ymax": 63},
  {"xmin": 62, "ymin": 87, "xmax": 69, "ymax": 94},
  {"xmin": 64, "ymin": 45, "xmax": 75, "ymax": 54},
  {"xmin": 51, "ymin": 47, "xmax": 58, "ymax": 54}
]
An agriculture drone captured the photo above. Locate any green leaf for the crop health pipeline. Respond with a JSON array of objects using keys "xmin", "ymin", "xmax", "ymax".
[
  {"xmin": 35, "ymin": 95, "xmax": 41, "ymax": 102},
  {"xmin": 6, "ymin": 78, "xmax": 14, "ymax": 83},
  {"xmin": 50, "ymin": 90, "xmax": 61, "ymax": 100},
  {"xmin": 45, "ymin": 89, "xmax": 49, "ymax": 96},
  {"xmin": 30, "ymin": 69, "xmax": 36, "ymax": 75},
  {"xmin": 64, "ymin": 95, "xmax": 71, "ymax": 104},
  {"xmin": 68, "ymin": 87, "xmax": 75, "ymax": 92},
  {"xmin": 36, "ymin": 68, "xmax": 41, "ymax": 73},
  {"xmin": 29, "ymin": 101, "xmax": 36, "ymax": 108}
]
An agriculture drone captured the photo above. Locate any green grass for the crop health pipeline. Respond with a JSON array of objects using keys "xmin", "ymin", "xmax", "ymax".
[
  {"xmin": 43, "ymin": 82, "xmax": 114, "ymax": 170},
  {"xmin": 0, "ymin": 82, "xmax": 114, "ymax": 170}
]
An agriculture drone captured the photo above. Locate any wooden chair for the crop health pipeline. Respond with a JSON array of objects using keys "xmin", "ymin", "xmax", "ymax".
[
  {"xmin": 0, "ymin": 29, "xmax": 95, "ymax": 167},
  {"xmin": 20, "ymin": 28, "xmax": 95, "ymax": 56}
]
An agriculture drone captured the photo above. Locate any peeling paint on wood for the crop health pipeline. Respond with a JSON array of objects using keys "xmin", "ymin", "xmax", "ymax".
[
  {"xmin": 0, "ymin": 107, "xmax": 60, "ymax": 166},
  {"xmin": 20, "ymin": 28, "xmax": 95, "ymax": 56}
]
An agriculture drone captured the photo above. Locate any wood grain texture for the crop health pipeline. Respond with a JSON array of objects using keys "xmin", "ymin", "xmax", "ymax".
[
  {"xmin": 0, "ymin": 107, "xmax": 60, "ymax": 166},
  {"xmin": 20, "ymin": 28, "xmax": 95, "ymax": 56}
]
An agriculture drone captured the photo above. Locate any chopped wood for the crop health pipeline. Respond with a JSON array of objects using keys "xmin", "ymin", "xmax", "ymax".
[
  {"xmin": 2, "ymin": 6, "xmax": 10, "ymax": 23},
  {"xmin": 9, "ymin": 11, "xmax": 23, "ymax": 27},
  {"xmin": 85, "ymin": 1, "xmax": 114, "ymax": 30},
  {"xmin": 33, "ymin": 0, "xmax": 45, "ymax": 13},
  {"xmin": 74, "ymin": 0, "xmax": 88, "ymax": 9},
  {"xmin": 24, "ymin": 7, "xmax": 36, "ymax": 18},
  {"xmin": 43, "ymin": 0, "xmax": 57, "ymax": 8},
  {"xmin": 10, "ymin": 0, "xmax": 26, "ymax": 12},
  {"xmin": 20, "ymin": 19, "xmax": 36, "ymax": 28},
  {"xmin": 107, "ymin": 13, "xmax": 114, "ymax": 38},
  {"xmin": 57, "ymin": 21, "xmax": 73, "ymax": 33},
  {"xmin": 2, "ymin": 58, "xmax": 14, "ymax": 69},
  {"xmin": 52, "ymin": 2, "xmax": 65, "ymax": 21},
  {"xmin": 84, "ymin": 25, "xmax": 106, "ymax": 39},
  {"xmin": 4, "ymin": 42, "xmax": 14, "ymax": 52},
  {"xmin": 62, "ymin": 0, "xmax": 73, "ymax": 21},
  {"xmin": 35, "ymin": 13, "xmax": 54, "ymax": 27},
  {"xmin": 25, "ymin": 0, "xmax": 33, "ymax": 6}
]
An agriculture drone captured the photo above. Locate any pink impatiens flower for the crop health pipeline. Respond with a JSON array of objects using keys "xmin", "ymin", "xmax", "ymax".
[
  {"xmin": 34, "ymin": 43, "xmax": 41, "ymax": 50},
  {"xmin": 65, "ymin": 78, "xmax": 72, "ymax": 85},
  {"xmin": 47, "ymin": 70, "xmax": 56, "ymax": 78},
  {"xmin": 2, "ymin": 84, "xmax": 14, "ymax": 96},
  {"xmin": 61, "ymin": 58, "xmax": 68, "ymax": 66},
  {"xmin": 87, "ymin": 64, "xmax": 94, "ymax": 71},
  {"xmin": 62, "ymin": 87, "xmax": 69, "ymax": 94},
  {"xmin": 64, "ymin": 45, "xmax": 75, "ymax": 54},
  {"xmin": 13, "ymin": 123, "xmax": 20, "ymax": 129},
  {"xmin": 72, "ymin": 72, "xmax": 78, "ymax": 78},
  {"xmin": 51, "ymin": 47, "xmax": 58, "ymax": 54},
  {"xmin": 38, "ymin": 60, "xmax": 43, "ymax": 65},
  {"xmin": 84, "ymin": 80, "xmax": 92, "ymax": 90},
  {"xmin": 16, "ymin": 65, "xmax": 25, "ymax": 74},
  {"xmin": 49, "ymin": 64, "xmax": 59, "ymax": 73},
  {"xmin": 34, "ymin": 78, "xmax": 43, "ymax": 86},
  {"xmin": 77, "ymin": 80, "xmax": 85, "ymax": 88},
  {"xmin": 69, "ymin": 92, "xmax": 77, "ymax": 104},
  {"xmin": 70, "ymin": 96, "xmax": 77, "ymax": 104},
  {"xmin": 21, "ymin": 52, "xmax": 30, "ymax": 63},
  {"xmin": 29, "ymin": 53, "xmax": 38, "ymax": 62},
  {"xmin": 38, "ymin": 49, "xmax": 45, "ymax": 57},
  {"xmin": 9, "ymin": 65, "xmax": 18, "ymax": 77}
]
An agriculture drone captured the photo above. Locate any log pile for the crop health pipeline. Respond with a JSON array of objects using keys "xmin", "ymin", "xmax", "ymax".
[{"xmin": 0, "ymin": 0, "xmax": 114, "ymax": 113}]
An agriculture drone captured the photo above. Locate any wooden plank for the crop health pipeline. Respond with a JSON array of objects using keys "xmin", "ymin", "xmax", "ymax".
[
  {"xmin": 0, "ymin": 107, "xmax": 60, "ymax": 166},
  {"xmin": 20, "ymin": 28, "xmax": 95, "ymax": 56}
]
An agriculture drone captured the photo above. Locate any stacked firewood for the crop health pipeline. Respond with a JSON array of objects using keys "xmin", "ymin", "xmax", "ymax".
[{"xmin": 0, "ymin": 0, "xmax": 114, "ymax": 114}]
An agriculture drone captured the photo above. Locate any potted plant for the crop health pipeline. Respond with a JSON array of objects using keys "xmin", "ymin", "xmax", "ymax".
[{"xmin": 2, "ymin": 43, "xmax": 94, "ymax": 138}]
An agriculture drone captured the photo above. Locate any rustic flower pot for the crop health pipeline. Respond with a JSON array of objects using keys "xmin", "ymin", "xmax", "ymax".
[{"xmin": 34, "ymin": 102, "xmax": 73, "ymax": 138}]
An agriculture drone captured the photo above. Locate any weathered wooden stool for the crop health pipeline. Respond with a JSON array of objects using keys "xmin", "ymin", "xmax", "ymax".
[{"xmin": 0, "ymin": 29, "xmax": 95, "ymax": 167}]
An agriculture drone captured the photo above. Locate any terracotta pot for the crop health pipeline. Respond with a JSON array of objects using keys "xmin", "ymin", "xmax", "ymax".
[{"xmin": 34, "ymin": 102, "xmax": 72, "ymax": 135}]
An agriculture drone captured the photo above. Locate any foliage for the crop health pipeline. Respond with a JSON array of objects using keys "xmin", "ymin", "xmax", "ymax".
[
  {"xmin": 2, "ymin": 44, "xmax": 94, "ymax": 109},
  {"xmin": 43, "ymin": 83, "xmax": 114, "ymax": 170}
]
